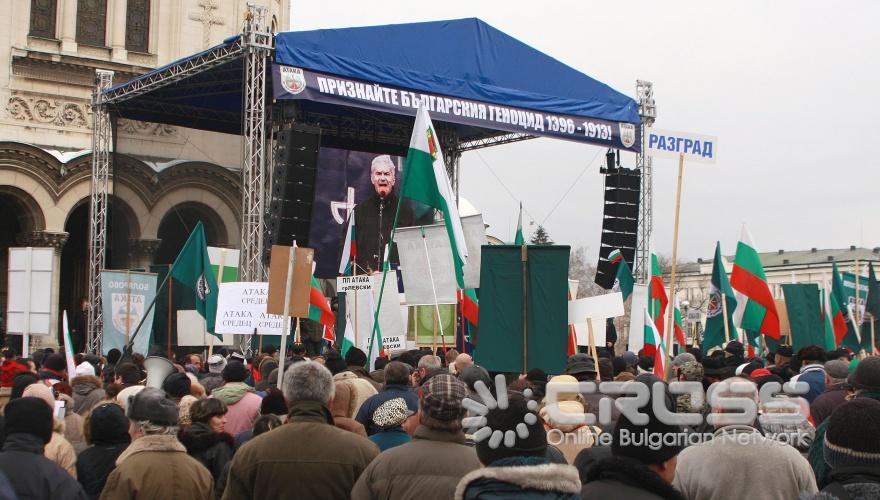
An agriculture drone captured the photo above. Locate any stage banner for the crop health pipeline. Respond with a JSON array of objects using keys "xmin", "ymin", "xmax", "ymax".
[
  {"xmin": 100, "ymin": 270, "xmax": 158, "ymax": 355},
  {"xmin": 473, "ymin": 245, "xmax": 570, "ymax": 374},
  {"xmin": 309, "ymin": 148, "xmax": 400, "ymax": 278},
  {"xmin": 273, "ymin": 65, "xmax": 641, "ymax": 152}
]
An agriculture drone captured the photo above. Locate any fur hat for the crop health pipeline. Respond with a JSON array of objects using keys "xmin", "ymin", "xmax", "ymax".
[
  {"xmin": 372, "ymin": 397, "xmax": 412, "ymax": 429},
  {"xmin": 22, "ymin": 383, "xmax": 55, "ymax": 410},
  {"xmin": 824, "ymin": 398, "xmax": 880, "ymax": 468},
  {"xmin": 206, "ymin": 354, "xmax": 227, "ymax": 374},
  {"xmin": 127, "ymin": 387, "xmax": 178, "ymax": 426}
]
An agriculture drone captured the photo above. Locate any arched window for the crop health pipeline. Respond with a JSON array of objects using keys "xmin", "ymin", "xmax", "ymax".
[
  {"xmin": 125, "ymin": 0, "xmax": 150, "ymax": 52},
  {"xmin": 29, "ymin": 0, "xmax": 57, "ymax": 38},
  {"xmin": 76, "ymin": 0, "xmax": 107, "ymax": 47}
]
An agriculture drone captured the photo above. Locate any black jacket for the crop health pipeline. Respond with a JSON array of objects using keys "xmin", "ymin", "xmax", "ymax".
[
  {"xmin": 0, "ymin": 433, "xmax": 87, "ymax": 500},
  {"xmin": 76, "ymin": 442, "xmax": 128, "ymax": 499},
  {"xmin": 179, "ymin": 422, "xmax": 234, "ymax": 499},
  {"xmin": 580, "ymin": 456, "xmax": 685, "ymax": 500},
  {"xmin": 348, "ymin": 192, "xmax": 414, "ymax": 273}
]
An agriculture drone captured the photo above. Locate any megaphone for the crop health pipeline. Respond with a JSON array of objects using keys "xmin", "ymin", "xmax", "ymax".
[{"xmin": 143, "ymin": 356, "xmax": 175, "ymax": 389}]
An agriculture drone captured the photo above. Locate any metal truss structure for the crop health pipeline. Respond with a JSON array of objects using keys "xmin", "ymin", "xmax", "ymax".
[
  {"xmin": 86, "ymin": 70, "xmax": 114, "ymax": 354},
  {"xmin": 634, "ymin": 80, "xmax": 656, "ymax": 284}
]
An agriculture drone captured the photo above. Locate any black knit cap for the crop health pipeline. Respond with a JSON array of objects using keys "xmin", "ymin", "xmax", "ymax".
[
  {"xmin": 42, "ymin": 353, "xmax": 66, "ymax": 372},
  {"xmin": 852, "ymin": 357, "xmax": 880, "ymax": 393},
  {"xmin": 89, "ymin": 403, "xmax": 131, "ymax": 445},
  {"xmin": 324, "ymin": 352, "xmax": 348, "ymax": 375},
  {"xmin": 222, "ymin": 360, "xmax": 248, "ymax": 383},
  {"xmin": 612, "ymin": 376, "xmax": 684, "ymax": 465},
  {"xmin": 475, "ymin": 391, "xmax": 546, "ymax": 466},
  {"xmin": 4, "ymin": 397, "xmax": 53, "ymax": 444},
  {"xmin": 824, "ymin": 398, "xmax": 880, "ymax": 468},
  {"xmin": 344, "ymin": 347, "xmax": 368, "ymax": 368},
  {"xmin": 162, "ymin": 372, "xmax": 192, "ymax": 399}
]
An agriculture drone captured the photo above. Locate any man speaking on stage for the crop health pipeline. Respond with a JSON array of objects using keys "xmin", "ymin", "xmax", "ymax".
[{"xmin": 347, "ymin": 154, "xmax": 413, "ymax": 273}]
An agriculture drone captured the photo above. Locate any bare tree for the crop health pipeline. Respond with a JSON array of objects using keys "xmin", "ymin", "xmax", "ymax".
[{"xmin": 568, "ymin": 246, "xmax": 605, "ymax": 298}]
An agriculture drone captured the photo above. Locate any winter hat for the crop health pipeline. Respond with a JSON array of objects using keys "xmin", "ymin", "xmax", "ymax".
[
  {"xmin": 622, "ymin": 351, "xmax": 639, "ymax": 367},
  {"xmin": 702, "ymin": 356, "xmax": 726, "ymax": 377},
  {"xmin": 774, "ymin": 345, "xmax": 794, "ymax": 358},
  {"xmin": 178, "ymin": 395, "xmax": 198, "ymax": 426},
  {"xmin": 613, "ymin": 379, "xmax": 683, "ymax": 465},
  {"xmin": 825, "ymin": 360, "xmax": 849, "ymax": 381},
  {"xmin": 127, "ymin": 387, "xmax": 178, "ymax": 426},
  {"xmin": 207, "ymin": 354, "xmax": 227, "ymax": 374},
  {"xmin": 4, "ymin": 397, "xmax": 54, "ymax": 444},
  {"xmin": 162, "ymin": 372, "xmax": 192, "ymax": 399},
  {"xmin": 672, "ymin": 353, "xmax": 696, "ymax": 368},
  {"xmin": 852, "ymin": 357, "xmax": 880, "ymax": 393},
  {"xmin": 324, "ymin": 352, "xmax": 348, "ymax": 375},
  {"xmin": 229, "ymin": 352, "xmax": 247, "ymax": 366},
  {"xmin": 750, "ymin": 368, "xmax": 772, "ymax": 380},
  {"xmin": 42, "ymin": 353, "xmax": 66, "ymax": 372},
  {"xmin": 222, "ymin": 360, "xmax": 248, "ymax": 383},
  {"xmin": 824, "ymin": 398, "xmax": 880, "ymax": 468},
  {"xmin": 565, "ymin": 353, "xmax": 596, "ymax": 376},
  {"xmin": 89, "ymin": 403, "xmax": 130, "ymax": 445},
  {"xmin": 724, "ymin": 340, "xmax": 745, "ymax": 357},
  {"xmin": 372, "ymin": 397, "xmax": 412, "ymax": 429},
  {"xmin": 611, "ymin": 357, "xmax": 628, "ymax": 376},
  {"xmin": 1, "ymin": 360, "xmax": 29, "ymax": 387},
  {"xmin": 116, "ymin": 385, "xmax": 146, "ymax": 410},
  {"xmin": 459, "ymin": 365, "xmax": 491, "ymax": 392},
  {"xmin": 344, "ymin": 347, "xmax": 368, "ymax": 369},
  {"xmin": 10, "ymin": 372, "xmax": 40, "ymax": 399},
  {"xmin": 678, "ymin": 361, "xmax": 704, "ymax": 382},
  {"xmin": 74, "ymin": 361, "xmax": 96, "ymax": 378},
  {"xmin": 420, "ymin": 374, "xmax": 468, "ymax": 422},
  {"xmin": 261, "ymin": 387, "xmax": 288, "ymax": 416},
  {"xmin": 547, "ymin": 375, "xmax": 581, "ymax": 402},
  {"xmin": 475, "ymin": 390, "xmax": 546, "ymax": 466},
  {"xmin": 22, "ymin": 383, "xmax": 55, "ymax": 410}
]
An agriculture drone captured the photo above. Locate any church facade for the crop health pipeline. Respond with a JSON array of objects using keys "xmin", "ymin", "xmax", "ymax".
[{"xmin": 0, "ymin": 0, "xmax": 290, "ymax": 348}]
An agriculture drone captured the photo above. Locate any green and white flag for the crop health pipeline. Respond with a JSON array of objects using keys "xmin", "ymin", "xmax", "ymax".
[
  {"xmin": 171, "ymin": 222, "xmax": 220, "ymax": 338},
  {"xmin": 402, "ymin": 103, "xmax": 468, "ymax": 288},
  {"xmin": 514, "ymin": 202, "xmax": 525, "ymax": 245}
]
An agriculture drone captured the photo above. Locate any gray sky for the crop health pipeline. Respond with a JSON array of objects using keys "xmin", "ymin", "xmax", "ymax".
[{"xmin": 292, "ymin": 1, "xmax": 880, "ymax": 263}]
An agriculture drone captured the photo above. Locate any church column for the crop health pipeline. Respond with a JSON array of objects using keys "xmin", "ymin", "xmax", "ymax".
[
  {"xmin": 128, "ymin": 238, "xmax": 161, "ymax": 270},
  {"xmin": 108, "ymin": 0, "xmax": 127, "ymax": 61},
  {"xmin": 59, "ymin": 0, "xmax": 78, "ymax": 53},
  {"xmin": 17, "ymin": 231, "xmax": 69, "ymax": 350}
]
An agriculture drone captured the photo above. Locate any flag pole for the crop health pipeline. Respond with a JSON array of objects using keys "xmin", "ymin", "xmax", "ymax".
[
  {"xmin": 721, "ymin": 294, "xmax": 731, "ymax": 344},
  {"xmin": 587, "ymin": 318, "xmax": 600, "ymax": 383},
  {"xmin": 855, "ymin": 259, "xmax": 861, "ymax": 328},
  {"xmin": 276, "ymin": 244, "xmax": 296, "ymax": 390},
  {"xmin": 420, "ymin": 226, "xmax": 447, "ymax": 352},
  {"xmin": 522, "ymin": 244, "xmax": 529, "ymax": 373},
  {"xmin": 120, "ymin": 264, "xmax": 174, "ymax": 365},
  {"xmin": 664, "ymin": 153, "xmax": 685, "ymax": 381}
]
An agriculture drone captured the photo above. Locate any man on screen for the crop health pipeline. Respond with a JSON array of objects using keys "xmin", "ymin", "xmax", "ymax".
[{"xmin": 346, "ymin": 155, "xmax": 413, "ymax": 273}]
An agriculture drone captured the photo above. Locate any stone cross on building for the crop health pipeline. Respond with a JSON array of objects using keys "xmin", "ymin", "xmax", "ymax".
[{"xmin": 188, "ymin": 0, "xmax": 226, "ymax": 49}]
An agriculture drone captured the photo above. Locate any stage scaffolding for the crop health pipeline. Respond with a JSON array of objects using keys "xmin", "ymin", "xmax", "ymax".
[
  {"xmin": 85, "ymin": 6, "xmax": 536, "ymax": 353},
  {"xmin": 634, "ymin": 80, "xmax": 656, "ymax": 284}
]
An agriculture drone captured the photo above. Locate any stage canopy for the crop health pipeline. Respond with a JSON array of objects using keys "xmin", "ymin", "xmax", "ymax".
[{"xmin": 103, "ymin": 18, "xmax": 640, "ymax": 151}]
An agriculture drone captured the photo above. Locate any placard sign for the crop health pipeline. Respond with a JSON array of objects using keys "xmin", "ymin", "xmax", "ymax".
[
  {"xmin": 215, "ymin": 282, "xmax": 292, "ymax": 335},
  {"xmin": 337, "ymin": 275, "xmax": 373, "ymax": 293},
  {"xmin": 6, "ymin": 247, "xmax": 55, "ymax": 336}
]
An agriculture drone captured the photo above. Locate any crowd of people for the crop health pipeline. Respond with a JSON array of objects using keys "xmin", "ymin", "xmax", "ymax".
[{"xmin": 0, "ymin": 339, "xmax": 878, "ymax": 499}]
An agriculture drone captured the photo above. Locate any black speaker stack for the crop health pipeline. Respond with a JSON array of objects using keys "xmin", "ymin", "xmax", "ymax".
[{"xmin": 594, "ymin": 152, "xmax": 641, "ymax": 289}]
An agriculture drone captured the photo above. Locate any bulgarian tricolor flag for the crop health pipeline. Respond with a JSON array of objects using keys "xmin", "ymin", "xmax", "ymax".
[
  {"xmin": 673, "ymin": 297, "xmax": 686, "ymax": 348},
  {"xmin": 821, "ymin": 286, "xmax": 837, "ymax": 350},
  {"xmin": 339, "ymin": 213, "xmax": 357, "ymax": 275},
  {"xmin": 730, "ymin": 226, "xmax": 780, "ymax": 339},
  {"xmin": 610, "ymin": 249, "xmax": 634, "ymax": 302},
  {"xmin": 460, "ymin": 289, "xmax": 479, "ymax": 327},
  {"xmin": 514, "ymin": 202, "xmax": 525, "ymax": 245},
  {"xmin": 829, "ymin": 263, "xmax": 851, "ymax": 345},
  {"xmin": 645, "ymin": 252, "xmax": 669, "ymax": 356},
  {"xmin": 402, "ymin": 103, "xmax": 468, "ymax": 288},
  {"xmin": 644, "ymin": 309, "xmax": 667, "ymax": 379},
  {"xmin": 340, "ymin": 318, "xmax": 356, "ymax": 357},
  {"xmin": 308, "ymin": 276, "xmax": 335, "ymax": 328}
]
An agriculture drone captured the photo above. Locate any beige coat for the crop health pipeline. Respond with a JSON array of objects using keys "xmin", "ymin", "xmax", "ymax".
[{"xmin": 46, "ymin": 418, "xmax": 77, "ymax": 478}]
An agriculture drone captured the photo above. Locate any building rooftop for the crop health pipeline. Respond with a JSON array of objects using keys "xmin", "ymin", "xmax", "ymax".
[{"xmin": 678, "ymin": 246, "xmax": 880, "ymax": 274}]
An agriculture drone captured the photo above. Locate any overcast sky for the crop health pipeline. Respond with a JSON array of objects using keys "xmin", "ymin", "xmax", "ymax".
[{"xmin": 291, "ymin": 1, "xmax": 880, "ymax": 263}]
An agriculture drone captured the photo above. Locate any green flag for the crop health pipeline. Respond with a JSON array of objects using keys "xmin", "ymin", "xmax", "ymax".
[
  {"xmin": 833, "ymin": 263, "xmax": 861, "ymax": 351},
  {"xmin": 170, "ymin": 222, "xmax": 220, "ymax": 338},
  {"xmin": 782, "ymin": 284, "xmax": 824, "ymax": 351},
  {"xmin": 703, "ymin": 242, "xmax": 737, "ymax": 352},
  {"xmin": 611, "ymin": 250, "xmax": 634, "ymax": 301},
  {"xmin": 514, "ymin": 202, "xmax": 525, "ymax": 245},
  {"xmin": 865, "ymin": 263, "xmax": 880, "ymax": 352}
]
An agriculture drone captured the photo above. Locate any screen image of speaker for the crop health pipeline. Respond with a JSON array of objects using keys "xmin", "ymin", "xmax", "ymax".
[{"xmin": 594, "ymin": 166, "xmax": 640, "ymax": 289}]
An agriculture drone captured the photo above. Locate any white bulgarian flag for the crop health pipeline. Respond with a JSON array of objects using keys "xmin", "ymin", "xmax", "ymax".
[
  {"xmin": 341, "ymin": 316, "xmax": 356, "ymax": 357},
  {"xmin": 402, "ymin": 103, "xmax": 468, "ymax": 288}
]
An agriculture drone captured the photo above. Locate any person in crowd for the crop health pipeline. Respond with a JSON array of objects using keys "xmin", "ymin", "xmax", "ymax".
[
  {"xmin": 76, "ymin": 403, "xmax": 130, "ymax": 500},
  {"xmin": 23, "ymin": 382, "xmax": 78, "ymax": 477},
  {"xmin": 58, "ymin": 389, "xmax": 86, "ymax": 451},
  {"xmin": 179, "ymin": 398, "xmax": 234, "ymax": 499},
  {"xmin": 39, "ymin": 353, "xmax": 68, "ymax": 383},
  {"xmin": 453, "ymin": 353, "xmax": 474, "ymax": 376},
  {"xmin": 352, "ymin": 374, "xmax": 481, "ymax": 500},
  {"xmin": 72, "ymin": 365, "xmax": 106, "ymax": 416},
  {"xmin": 234, "ymin": 387, "xmax": 290, "ymax": 449},
  {"xmin": 0, "ymin": 397, "xmax": 87, "ymax": 499},
  {"xmin": 163, "ymin": 371, "xmax": 192, "ymax": 403},
  {"xmin": 224, "ymin": 361, "xmax": 379, "ymax": 499},
  {"xmin": 355, "ymin": 361, "xmax": 419, "ymax": 435},
  {"xmin": 444, "ymin": 348, "xmax": 460, "ymax": 373},
  {"xmin": 793, "ymin": 345, "xmax": 828, "ymax": 404},
  {"xmin": 251, "ymin": 414, "xmax": 282, "ymax": 438},
  {"xmin": 332, "ymin": 378, "xmax": 369, "ymax": 437},
  {"xmin": 525, "ymin": 368, "xmax": 548, "ymax": 399},
  {"xmin": 100, "ymin": 387, "xmax": 213, "ymax": 499},
  {"xmin": 459, "ymin": 365, "xmax": 492, "ymax": 407},
  {"xmin": 541, "ymin": 397, "xmax": 603, "ymax": 464},
  {"xmin": 254, "ymin": 357, "xmax": 278, "ymax": 392},
  {"xmin": 344, "ymin": 347, "xmax": 382, "ymax": 391},
  {"xmin": 811, "ymin": 359, "xmax": 850, "ymax": 425},
  {"xmin": 769, "ymin": 345, "xmax": 796, "ymax": 381},
  {"xmin": 370, "ymin": 357, "xmax": 389, "ymax": 384},
  {"xmin": 210, "ymin": 360, "xmax": 262, "ymax": 436},
  {"xmin": 334, "ymin": 366, "xmax": 379, "ymax": 416},
  {"xmin": 581, "ymin": 377, "xmax": 684, "ymax": 500},
  {"xmin": 455, "ymin": 390, "xmax": 581, "ymax": 499},
  {"xmin": 804, "ymin": 398, "xmax": 880, "ymax": 499},
  {"xmin": 565, "ymin": 353, "xmax": 597, "ymax": 382},
  {"xmin": 366, "ymin": 397, "xmax": 413, "ymax": 451},
  {"xmin": 675, "ymin": 361, "xmax": 706, "ymax": 415},
  {"xmin": 412, "ymin": 354, "xmax": 443, "ymax": 386},
  {"xmin": 0, "ymin": 352, "xmax": 29, "ymax": 388},
  {"xmin": 113, "ymin": 362, "xmax": 142, "ymax": 388},
  {"xmin": 674, "ymin": 377, "xmax": 817, "ymax": 498},
  {"xmin": 184, "ymin": 353, "xmax": 204, "ymax": 374},
  {"xmin": 671, "ymin": 352, "xmax": 696, "ymax": 379},
  {"xmin": 201, "ymin": 354, "xmax": 226, "ymax": 395},
  {"xmin": 809, "ymin": 356, "xmax": 880, "ymax": 487},
  {"xmin": 758, "ymin": 391, "xmax": 815, "ymax": 453}
]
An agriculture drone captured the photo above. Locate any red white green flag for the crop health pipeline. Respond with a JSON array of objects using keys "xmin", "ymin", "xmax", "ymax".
[
  {"xmin": 308, "ymin": 276, "xmax": 335, "ymax": 328},
  {"xmin": 460, "ymin": 289, "xmax": 479, "ymax": 327},
  {"xmin": 514, "ymin": 202, "xmax": 525, "ymax": 245},
  {"xmin": 821, "ymin": 286, "xmax": 838, "ymax": 351},
  {"xmin": 673, "ymin": 297, "xmax": 686, "ymax": 348},
  {"xmin": 338, "ymin": 213, "xmax": 357, "ymax": 275},
  {"xmin": 644, "ymin": 309, "xmax": 667, "ymax": 379},
  {"xmin": 645, "ymin": 252, "xmax": 669, "ymax": 356},
  {"xmin": 829, "ymin": 263, "xmax": 851, "ymax": 345},
  {"xmin": 730, "ymin": 226, "xmax": 780, "ymax": 339}
]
